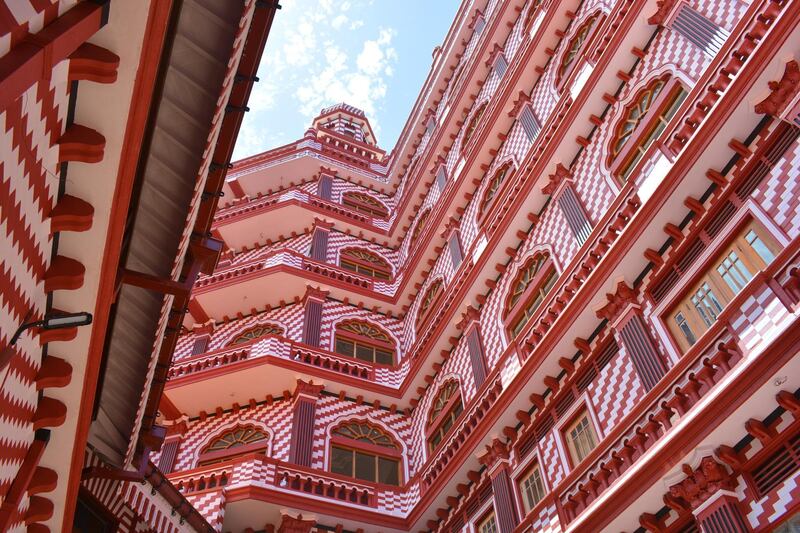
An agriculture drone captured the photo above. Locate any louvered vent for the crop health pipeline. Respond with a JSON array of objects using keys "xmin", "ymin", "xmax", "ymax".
[
  {"xmin": 479, "ymin": 483, "xmax": 493, "ymax": 503},
  {"xmin": 704, "ymin": 201, "xmax": 736, "ymax": 239},
  {"xmin": 736, "ymin": 125, "xmax": 800, "ymax": 199},
  {"xmin": 555, "ymin": 391, "xmax": 576, "ymax": 417},
  {"xmin": 535, "ymin": 414, "xmax": 555, "ymax": 440},
  {"xmin": 671, "ymin": 5, "xmax": 729, "ymax": 57},
  {"xmin": 676, "ymin": 238, "xmax": 706, "ymax": 272},
  {"xmin": 494, "ymin": 54, "xmax": 508, "ymax": 78},
  {"xmin": 596, "ymin": 340, "xmax": 619, "ymax": 371},
  {"xmin": 576, "ymin": 366, "xmax": 597, "ymax": 392},
  {"xmin": 651, "ymin": 268, "xmax": 681, "ymax": 304},
  {"xmin": 751, "ymin": 432, "xmax": 800, "ymax": 497},
  {"xmin": 518, "ymin": 431, "xmax": 538, "ymax": 459},
  {"xmin": 520, "ymin": 106, "xmax": 541, "ymax": 142}
]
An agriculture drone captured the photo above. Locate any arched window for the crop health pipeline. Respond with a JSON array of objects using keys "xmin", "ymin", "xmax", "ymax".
[
  {"xmin": 462, "ymin": 102, "xmax": 487, "ymax": 150},
  {"xmin": 329, "ymin": 421, "xmax": 401, "ymax": 485},
  {"xmin": 557, "ymin": 14, "xmax": 598, "ymax": 87},
  {"xmin": 417, "ymin": 279, "xmax": 443, "ymax": 328},
  {"xmin": 339, "ymin": 248, "xmax": 392, "ymax": 280},
  {"xmin": 427, "ymin": 381, "xmax": 463, "ymax": 452},
  {"xmin": 480, "ymin": 163, "xmax": 513, "ymax": 215},
  {"xmin": 342, "ymin": 191, "xmax": 389, "ymax": 218},
  {"xmin": 199, "ymin": 426, "xmax": 269, "ymax": 466},
  {"xmin": 228, "ymin": 323, "xmax": 284, "ymax": 346},
  {"xmin": 411, "ymin": 209, "xmax": 431, "ymax": 244},
  {"xmin": 610, "ymin": 76, "xmax": 687, "ymax": 180},
  {"xmin": 505, "ymin": 253, "xmax": 557, "ymax": 337},
  {"xmin": 523, "ymin": 0, "xmax": 544, "ymax": 32},
  {"xmin": 334, "ymin": 320, "xmax": 395, "ymax": 365}
]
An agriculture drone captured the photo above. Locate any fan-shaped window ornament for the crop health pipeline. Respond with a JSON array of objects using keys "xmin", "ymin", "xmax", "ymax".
[
  {"xmin": 462, "ymin": 103, "xmax": 488, "ymax": 150},
  {"xmin": 411, "ymin": 210, "xmax": 431, "ymax": 244},
  {"xmin": 480, "ymin": 164, "xmax": 513, "ymax": 215},
  {"xmin": 206, "ymin": 427, "xmax": 267, "ymax": 452},
  {"xmin": 334, "ymin": 320, "xmax": 395, "ymax": 365},
  {"xmin": 340, "ymin": 248, "xmax": 392, "ymax": 280},
  {"xmin": 342, "ymin": 191, "xmax": 389, "ymax": 218},
  {"xmin": 417, "ymin": 279, "xmax": 443, "ymax": 328},
  {"xmin": 427, "ymin": 381, "xmax": 464, "ymax": 452},
  {"xmin": 330, "ymin": 421, "xmax": 401, "ymax": 485},
  {"xmin": 557, "ymin": 14, "xmax": 598, "ymax": 87},
  {"xmin": 610, "ymin": 76, "xmax": 688, "ymax": 180},
  {"xmin": 332, "ymin": 422, "xmax": 399, "ymax": 449},
  {"xmin": 506, "ymin": 253, "xmax": 558, "ymax": 336},
  {"xmin": 229, "ymin": 324, "xmax": 284, "ymax": 346}
]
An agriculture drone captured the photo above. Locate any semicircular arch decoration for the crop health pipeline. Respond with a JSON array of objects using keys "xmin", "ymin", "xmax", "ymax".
[
  {"xmin": 411, "ymin": 209, "xmax": 431, "ymax": 244},
  {"xmin": 228, "ymin": 323, "xmax": 284, "ymax": 346},
  {"xmin": 331, "ymin": 420, "xmax": 400, "ymax": 449},
  {"xmin": 342, "ymin": 191, "xmax": 389, "ymax": 218},
  {"xmin": 334, "ymin": 319, "xmax": 395, "ymax": 365},
  {"xmin": 339, "ymin": 248, "xmax": 392, "ymax": 280},
  {"xmin": 204, "ymin": 425, "xmax": 268, "ymax": 453}
]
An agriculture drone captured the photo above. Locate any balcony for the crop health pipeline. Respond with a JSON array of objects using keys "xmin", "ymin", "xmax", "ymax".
[{"xmin": 165, "ymin": 335, "xmax": 408, "ymax": 415}]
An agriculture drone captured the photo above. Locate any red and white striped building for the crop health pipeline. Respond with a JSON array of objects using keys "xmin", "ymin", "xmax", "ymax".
[
  {"xmin": 0, "ymin": 0, "xmax": 278, "ymax": 531},
  {"xmin": 159, "ymin": 0, "xmax": 800, "ymax": 531}
]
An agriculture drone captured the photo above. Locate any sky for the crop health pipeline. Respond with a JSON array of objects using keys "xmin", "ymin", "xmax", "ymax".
[{"xmin": 232, "ymin": 0, "xmax": 461, "ymax": 160}]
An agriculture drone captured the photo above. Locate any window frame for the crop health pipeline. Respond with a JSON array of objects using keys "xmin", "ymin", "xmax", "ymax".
[
  {"xmin": 411, "ymin": 209, "xmax": 431, "ymax": 245},
  {"xmin": 476, "ymin": 509, "xmax": 499, "ymax": 533},
  {"xmin": 504, "ymin": 254, "xmax": 558, "ymax": 338},
  {"xmin": 333, "ymin": 320, "xmax": 396, "ymax": 366},
  {"xmin": 461, "ymin": 101, "xmax": 489, "ymax": 153},
  {"xmin": 328, "ymin": 422, "xmax": 403, "ymax": 486},
  {"xmin": 560, "ymin": 406, "xmax": 599, "ymax": 468},
  {"xmin": 426, "ymin": 380, "xmax": 465, "ymax": 453},
  {"xmin": 555, "ymin": 13, "xmax": 601, "ymax": 90},
  {"xmin": 518, "ymin": 460, "xmax": 548, "ymax": 515},
  {"xmin": 339, "ymin": 248, "xmax": 392, "ymax": 281},
  {"xmin": 479, "ymin": 162, "xmax": 515, "ymax": 219},
  {"xmin": 416, "ymin": 278, "xmax": 444, "ymax": 330},
  {"xmin": 609, "ymin": 76, "xmax": 688, "ymax": 182},
  {"xmin": 341, "ymin": 191, "xmax": 389, "ymax": 218},
  {"xmin": 198, "ymin": 425, "xmax": 270, "ymax": 466},
  {"xmin": 665, "ymin": 218, "xmax": 780, "ymax": 352}
]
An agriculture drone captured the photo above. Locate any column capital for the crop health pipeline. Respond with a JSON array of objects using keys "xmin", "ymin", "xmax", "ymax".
[
  {"xmin": 302, "ymin": 285, "xmax": 329, "ymax": 303},
  {"xmin": 542, "ymin": 163, "xmax": 573, "ymax": 196},
  {"xmin": 477, "ymin": 438, "xmax": 511, "ymax": 473},
  {"xmin": 277, "ymin": 511, "xmax": 316, "ymax": 533},
  {"xmin": 293, "ymin": 379, "xmax": 324, "ymax": 401},
  {"xmin": 667, "ymin": 456, "xmax": 737, "ymax": 511},
  {"xmin": 754, "ymin": 60, "xmax": 799, "ymax": 117},
  {"xmin": 595, "ymin": 280, "xmax": 640, "ymax": 325}
]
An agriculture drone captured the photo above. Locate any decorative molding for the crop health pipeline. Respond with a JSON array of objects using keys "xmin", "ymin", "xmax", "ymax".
[
  {"xmin": 293, "ymin": 379, "xmax": 324, "ymax": 400},
  {"xmin": 542, "ymin": 163, "xmax": 573, "ymax": 195},
  {"xmin": 754, "ymin": 60, "xmax": 800, "ymax": 116},
  {"xmin": 68, "ymin": 42, "xmax": 120, "ymax": 83},
  {"xmin": 667, "ymin": 457, "xmax": 736, "ymax": 511},
  {"xmin": 647, "ymin": 0, "xmax": 679, "ymax": 25},
  {"xmin": 595, "ymin": 280, "xmax": 639, "ymax": 323}
]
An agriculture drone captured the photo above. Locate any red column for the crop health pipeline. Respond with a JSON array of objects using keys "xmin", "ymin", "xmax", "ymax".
[
  {"xmin": 478, "ymin": 439, "xmax": 519, "ymax": 533},
  {"xmin": 288, "ymin": 380, "xmax": 324, "ymax": 467},
  {"xmin": 596, "ymin": 281, "xmax": 667, "ymax": 391}
]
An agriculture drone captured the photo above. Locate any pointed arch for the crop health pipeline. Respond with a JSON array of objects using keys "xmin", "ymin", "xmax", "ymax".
[
  {"xmin": 479, "ymin": 160, "xmax": 516, "ymax": 217},
  {"xmin": 556, "ymin": 12, "xmax": 600, "ymax": 88},
  {"xmin": 416, "ymin": 278, "xmax": 444, "ymax": 330},
  {"xmin": 426, "ymin": 379, "xmax": 464, "ymax": 452},
  {"xmin": 504, "ymin": 252, "xmax": 558, "ymax": 337},
  {"xmin": 462, "ymin": 100, "xmax": 489, "ymax": 150}
]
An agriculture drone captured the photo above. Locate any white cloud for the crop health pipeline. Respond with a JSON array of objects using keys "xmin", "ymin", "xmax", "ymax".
[{"xmin": 331, "ymin": 14, "xmax": 348, "ymax": 29}]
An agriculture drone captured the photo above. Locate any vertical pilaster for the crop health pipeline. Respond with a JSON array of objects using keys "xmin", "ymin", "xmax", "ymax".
[
  {"xmin": 289, "ymin": 380, "xmax": 324, "ymax": 467},
  {"xmin": 696, "ymin": 493, "xmax": 751, "ymax": 533},
  {"xmin": 301, "ymin": 287, "xmax": 327, "ymax": 347},
  {"xmin": 596, "ymin": 281, "xmax": 667, "ymax": 391},
  {"xmin": 461, "ymin": 306, "xmax": 487, "ymax": 388},
  {"xmin": 478, "ymin": 439, "xmax": 519, "ymax": 533},
  {"xmin": 310, "ymin": 219, "xmax": 332, "ymax": 262},
  {"xmin": 190, "ymin": 323, "xmax": 214, "ymax": 355},
  {"xmin": 317, "ymin": 173, "xmax": 333, "ymax": 200},
  {"xmin": 543, "ymin": 163, "xmax": 592, "ymax": 244}
]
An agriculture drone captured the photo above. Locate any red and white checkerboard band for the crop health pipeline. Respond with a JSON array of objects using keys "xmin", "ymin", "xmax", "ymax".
[
  {"xmin": 540, "ymin": 428, "xmax": 566, "ymax": 488},
  {"xmin": 0, "ymin": 1, "xmax": 79, "ymax": 54},
  {"xmin": 588, "ymin": 345, "xmax": 644, "ymax": 433},
  {"xmin": 730, "ymin": 285, "xmax": 794, "ymax": 355},
  {"xmin": 526, "ymin": 503, "xmax": 561, "ymax": 533},
  {"xmin": 186, "ymin": 490, "xmax": 227, "ymax": 532},
  {"xmin": 752, "ymin": 136, "xmax": 800, "ymax": 240},
  {"xmin": 0, "ymin": 63, "xmax": 68, "ymax": 504}
]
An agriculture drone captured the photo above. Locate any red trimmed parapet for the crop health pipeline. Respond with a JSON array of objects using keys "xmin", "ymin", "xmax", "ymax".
[
  {"xmin": 68, "ymin": 42, "xmax": 120, "ymax": 83},
  {"xmin": 57, "ymin": 124, "xmax": 105, "ymax": 163}
]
